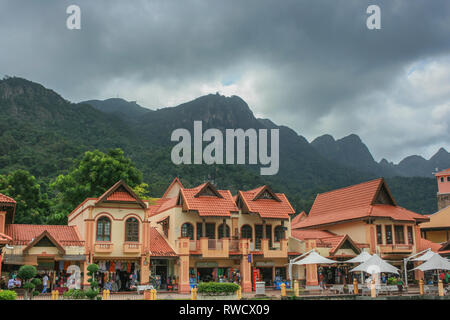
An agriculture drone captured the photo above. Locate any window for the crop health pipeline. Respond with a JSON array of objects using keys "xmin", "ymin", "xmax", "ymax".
[
  {"xmin": 447, "ymin": 177, "xmax": 450, "ymax": 182},
  {"xmin": 241, "ymin": 225, "xmax": 252, "ymax": 239},
  {"xmin": 196, "ymin": 223, "xmax": 203, "ymax": 239},
  {"xmin": 274, "ymin": 226, "xmax": 285, "ymax": 242},
  {"xmin": 125, "ymin": 217, "xmax": 139, "ymax": 242},
  {"xmin": 441, "ymin": 177, "xmax": 444, "ymax": 182},
  {"xmin": 218, "ymin": 223, "xmax": 230, "ymax": 239},
  {"xmin": 181, "ymin": 223, "xmax": 194, "ymax": 240},
  {"xmin": 394, "ymin": 225, "xmax": 405, "ymax": 244},
  {"xmin": 407, "ymin": 226, "xmax": 414, "ymax": 244},
  {"xmin": 96, "ymin": 217, "xmax": 111, "ymax": 241},
  {"xmin": 376, "ymin": 225, "xmax": 383, "ymax": 244},
  {"xmin": 385, "ymin": 225, "xmax": 393, "ymax": 244},
  {"xmin": 205, "ymin": 223, "xmax": 215, "ymax": 239}
]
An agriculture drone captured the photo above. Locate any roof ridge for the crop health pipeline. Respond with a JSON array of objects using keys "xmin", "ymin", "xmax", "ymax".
[{"xmin": 315, "ymin": 178, "xmax": 383, "ymax": 197}]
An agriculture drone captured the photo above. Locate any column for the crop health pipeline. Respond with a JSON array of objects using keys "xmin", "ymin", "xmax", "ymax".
[
  {"xmin": 178, "ymin": 255, "xmax": 190, "ymax": 294},
  {"xmin": 202, "ymin": 219, "xmax": 206, "ymax": 238},
  {"xmin": 140, "ymin": 255, "xmax": 150, "ymax": 285},
  {"xmin": 262, "ymin": 220, "xmax": 266, "ymax": 239},
  {"xmin": 0, "ymin": 252, "xmax": 3, "ymax": 277},
  {"xmin": 240, "ymin": 239, "xmax": 252, "ymax": 292}
]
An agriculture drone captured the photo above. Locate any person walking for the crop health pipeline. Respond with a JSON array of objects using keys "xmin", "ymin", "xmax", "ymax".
[{"xmin": 41, "ymin": 274, "xmax": 49, "ymax": 294}]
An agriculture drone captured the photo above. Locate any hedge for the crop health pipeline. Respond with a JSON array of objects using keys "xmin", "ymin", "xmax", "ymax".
[
  {"xmin": 197, "ymin": 282, "xmax": 240, "ymax": 295},
  {"xmin": 0, "ymin": 290, "xmax": 17, "ymax": 300}
]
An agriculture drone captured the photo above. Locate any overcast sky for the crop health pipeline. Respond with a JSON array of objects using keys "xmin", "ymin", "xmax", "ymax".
[{"xmin": 1, "ymin": 0, "xmax": 449, "ymax": 163}]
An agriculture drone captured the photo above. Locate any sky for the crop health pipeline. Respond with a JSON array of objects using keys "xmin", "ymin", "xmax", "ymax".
[{"xmin": 1, "ymin": 0, "xmax": 449, "ymax": 163}]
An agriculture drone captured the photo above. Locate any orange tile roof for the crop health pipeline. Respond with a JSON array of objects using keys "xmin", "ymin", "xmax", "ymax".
[
  {"xmin": 291, "ymin": 229, "xmax": 336, "ymax": 240},
  {"xmin": 238, "ymin": 186, "xmax": 295, "ymax": 219},
  {"xmin": 149, "ymin": 227, "xmax": 176, "ymax": 256},
  {"xmin": 0, "ymin": 232, "xmax": 12, "ymax": 243},
  {"xmin": 294, "ymin": 178, "xmax": 429, "ymax": 229},
  {"xmin": 5, "ymin": 224, "xmax": 84, "ymax": 246},
  {"xmin": 148, "ymin": 197, "xmax": 179, "ymax": 217},
  {"xmin": 0, "ymin": 193, "xmax": 16, "ymax": 204},
  {"xmin": 106, "ymin": 190, "xmax": 137, "ymax": 202},
  {"xmin": 180, "ymin": 183, "xmax": 238, "ymax": 217},
  {"xmin": 291, "ymin": 211, "xmax": 306, "ymax": 229},
  {"xmin": 419, "ymin": 238, "xmax": 444, "ymax": 252}
]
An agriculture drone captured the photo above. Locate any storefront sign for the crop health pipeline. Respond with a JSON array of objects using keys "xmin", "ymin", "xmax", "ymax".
[
  {"xmin": 196, "ymin": 262, "xmax": 218, "ymax": 268},
  {"xmin": 255, "ymin": 261, "xmax": 274, "ymax": 267}
]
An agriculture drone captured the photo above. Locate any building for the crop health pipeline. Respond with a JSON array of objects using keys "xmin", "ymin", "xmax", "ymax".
[
  {"xmin": 0, "ymin": 193, "xmax": 86, "ymax": 289},
  {"xmin": 420, "ymin": 168, "xmax": 450, "ymax": 244},
  {"xmin": 148, "ymin": 178, "xmax": 296, "ymax": 293},
  {"xmin": 291, "ymin": 178, "xmax": 437, "ymax": 285}
]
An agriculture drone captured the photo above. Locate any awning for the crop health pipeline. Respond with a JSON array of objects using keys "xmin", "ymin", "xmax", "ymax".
[
  {"xmin": 350, "ymin": 254, "xmax": 399, "ymax": 274},
  {"xmin": 411, "ymin": 250, "xmax": 436, "ymax": 262},
  {"xmin": 292, "ymin": 251, "xmax": 337, "ymax": 265},
  {"xmin": 412, "ymin": 254, "xmax": 450, "ymax": 271},
  {"xmin": 344, "ymin": 251, "xmax": 372, "ymax": 264}
]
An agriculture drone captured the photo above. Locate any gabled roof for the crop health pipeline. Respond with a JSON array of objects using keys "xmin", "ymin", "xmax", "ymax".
[
  {"xmin": 161, "ymin": 177, "xmax": 184, "ymax": 199},
  {"xmin": 420, "ymin": 238, "xmax": 444, "ymax": 252},
  {"xmin": 291, "ymin": 229, "xmax": 337, "ymax": 241},
  {"xmin": 237, "ymin": 186, "xmax": 295, "ymax": 219},
  {"xmin": 149, "ymin": 227, "xmax": 176, "ymax": 257},
  {"xmin": 294, "ymin": 178, "xmax": 428, "ymax": 229},
  {"xmin": 420, "ymin": 205, "xmax": 450, "ymax": 229},
  {"xmin": 0, "ymin": 193, "xmax": 16, "ymax": 204},
  {"xmin": 96, "ymin": 180, "xmax": 146, "ymax": 209},
  {"xmin": 148, "ymin": 197, "xmax": 178, "ymax": 217},
  {"xmin": 5, "ymin": 224, "xmax": 84, "ymax": 246},
  {"xmin": 179, "ymin": 183, "xmax": 238, "ymax": 217},
  {"xmin": 435, "ymin": 168, "xmax": 450, "ymax": 177},
  {"xmin": 291, "ymin": 211, "xmax": 306, "ymax": 229},
  {"xmin": 291, "ymin": 230, "xmax": 365, "ymax": 253},
  {"xmin": 22, "ymin": 230, "xmax": 66, "ymax": 255}
]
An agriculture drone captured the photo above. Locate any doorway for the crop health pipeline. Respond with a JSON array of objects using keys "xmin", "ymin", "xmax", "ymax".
[{"xmin": 197, "ymin": 268, "xmax": 214, "ymax": 282}]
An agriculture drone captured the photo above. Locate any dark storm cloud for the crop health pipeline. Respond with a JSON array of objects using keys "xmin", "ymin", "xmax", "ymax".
[{"xmin": 1, "ymin": 0, "xmax": 449, "ymax": 162}]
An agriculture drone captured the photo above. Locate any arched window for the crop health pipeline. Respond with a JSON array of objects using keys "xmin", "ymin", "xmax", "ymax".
[
  {"xmin": 125, "ymin": 217, "xmax": 139, "ymax": 242},
  {"xmin": 241, "ymin": 225, "xmax": 252, "ymax": 239},
  {"xmin": 96, "ymin": 217, "xmax": 111, "ymax": 241},
  {"xmin": 274, "ymin": 225, "xmax": 285, "ymax": 242},
  {"xmin": 218, "ymin": 223, "xmax": 230, "ymax": 239},
  {"xmin": 181, "ymin": 223, "xmax": 194, "ymax": 240}
]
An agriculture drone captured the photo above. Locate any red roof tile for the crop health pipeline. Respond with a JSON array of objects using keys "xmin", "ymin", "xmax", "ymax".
[
  {"xmin": 295, "ymin": 178, "xmax": 428, "ymax": 229},
  {"xmin": 149, "ymin": 227, "xmax": 176, "ymax": 256},
  {"xmin": 0, "ymin": 232, "xmax": 12, "ymax": 243},
  {"xmin": 180, "ymin": 183, "xmax": 238, "ymax": 217},
  {"xmin": 96, "ymin": 180, "xmax": 146, "ymax": 208},
  {"xmin": 238, "ymin": 186, "xmax": 295, "ymax": 219},
  {"xmin": 107, "ymin": 190, "xmax": 137, "ymax": 202},
  {"xmin": 0, "ymin": 193, "xmax": 16, "ymax": 204},
  {"xmin": 420, "ymin": 238, "xmax": 444, "ymax": 252},
  {"xmin": 291, "ymin": 211, "xmax": 306, "ymax": 229},
  {"xmin": 291, "ymin": 229, "xmax": 336, "ymax": 240},
  {"xmin": 5, "ymin": 224, "xmax": 84, "ymax": 246},
  {"xmin": 148, "ymin": 197, "xmax": 179, "ymax": 217}
]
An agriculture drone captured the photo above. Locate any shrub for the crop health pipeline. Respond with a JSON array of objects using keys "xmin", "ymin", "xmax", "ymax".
[
  {"xmin": 197, "ymin": 282, "xmax": 240, "ymax": 295},
  {"xmin": 85, "ymin": 288, "xmax": 99, "ymax": 300},
  {"xmin": 63, "ymin": 289, "xmax": 86, "ymax": 300},
  {"xmin": 387, "ymin": 277, "xmax": 397, "ymax": 285},
  {"xmin": 0, "ymin": 290, "xmax": 17, "ymax": 300}
]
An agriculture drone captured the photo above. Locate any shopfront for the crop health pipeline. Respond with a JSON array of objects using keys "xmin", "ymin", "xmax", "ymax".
[{"xmin": 94, "ymin": 258, "xmax": 140, "ymax": 291}]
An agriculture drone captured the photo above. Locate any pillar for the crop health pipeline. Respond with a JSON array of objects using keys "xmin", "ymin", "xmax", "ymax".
[
  {"xmin": 178, "ymin": 255, "xmax": 190, "ymax": 294},
  {"xmin": 262, "ymin": 220, "xmax": 266, "ymax": 239},
  {"xmin": 0, "ymin": 252, "xmax": 3, "ymax": 277},
  {"xmin": 202, "ymin": 219, "xmax": 206, "ymax": 238},
  {"xmin": 140, "ymin": 255, "xmax": 150, "ymax": 285},
  {"xmin": 240, "ymin": 239, "xmax": 252, "ymax": 292}
]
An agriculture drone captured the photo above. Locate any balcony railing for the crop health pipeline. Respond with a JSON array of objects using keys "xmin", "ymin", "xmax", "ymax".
[
  {"xmin": 123, "ymin": 242, "xmax": 141, "ymax": 254},
  {"xmin": 190, "ymin": 240, "xmax": 200, "ymax": 251},
  {"xmin": 261, "ymin": 239, "xmax": 288, "ymax": 258},
  {"xmin": 229, "ymin": 240, "xmax": 240, "ymax": 252},
  {"xmin": 94, "ymin": 242, "xmax": 114, "ymax": 253},
  {"xmin": 208, "ymin": 239, "xmax": 223, "ymax": 250},
  {"xmin": 379, "ymin": 244, "xmax": 413, "ymax": 254}
]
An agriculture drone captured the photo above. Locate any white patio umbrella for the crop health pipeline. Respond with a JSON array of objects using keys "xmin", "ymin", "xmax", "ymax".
[
  {"xmin": 411, "ymin": 250, "xmax": 436, "ymax": 262},
  {"xmin": 292, "ymin": 250, "xmax": 337, "ymax": 265},
  {"xmin": 412, "ymin": 253, "xmax": 450, "ymax": 271},
  {"xmin": 345, "ymin": 251, "xmax": 372, "ymax": 264},
  {"xmin": 350, "ymin": 254, "xmax": 399, "ymax": 275}
]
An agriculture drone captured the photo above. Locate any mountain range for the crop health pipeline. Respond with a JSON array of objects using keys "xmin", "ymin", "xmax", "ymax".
[{"xmin": 0, "ymin": 76, "xmax": 447, "ymax": 215}]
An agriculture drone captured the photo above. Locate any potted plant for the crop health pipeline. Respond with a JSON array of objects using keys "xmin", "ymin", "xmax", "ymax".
[
  {"xmin": 85, "ymin": 263, "xmax": 100, "ymax": 300},
  {"xmin": 197, "ymin": 282, "xmax": 240, "ymax": 300}
]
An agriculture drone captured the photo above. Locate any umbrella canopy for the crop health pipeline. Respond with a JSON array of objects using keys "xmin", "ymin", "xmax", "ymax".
[
  {"xmin": 350, "ymin": 254, "xmax": 399, "ymax": 274},
  {"xmin": 345, "ymin": 251, "xmax": 372, "ymax": 264},
  {"xmin": 292, "ymin": 251, "xmax": 337, "ymax": 265},
  {"xmin": 412, "ymin": 254, "xmax": 450, "ymax": 271},
  {"xmin": 411, "ymin": 250, "xmax": 436, "ymax": 262}
]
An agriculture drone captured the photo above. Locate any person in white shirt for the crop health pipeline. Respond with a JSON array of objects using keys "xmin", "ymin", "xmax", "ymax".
[{"xmin": 41, "ymin": 274, "xmax": 49, "ymax": 294}]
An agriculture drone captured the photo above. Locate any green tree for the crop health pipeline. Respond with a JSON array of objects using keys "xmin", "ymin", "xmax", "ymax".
[
  {"xmin": 49, "ymin": 148, "xmax": 149, "ymax": 224},
  {"xmin": 0, "ymin": 170, "xmax": 49, "ymax": 224},
  {"xmin": 85, "ymin": 263, "xmax": 100, "ymax": 300},
  {"xmin": 18, "ymin": 265, "xmax": 42, "ymax": 300}
]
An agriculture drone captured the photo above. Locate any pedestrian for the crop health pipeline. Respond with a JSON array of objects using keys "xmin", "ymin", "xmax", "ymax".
[{"xmin": 41, "ymin": 273, "xmax": 49, "ymax": 294}]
